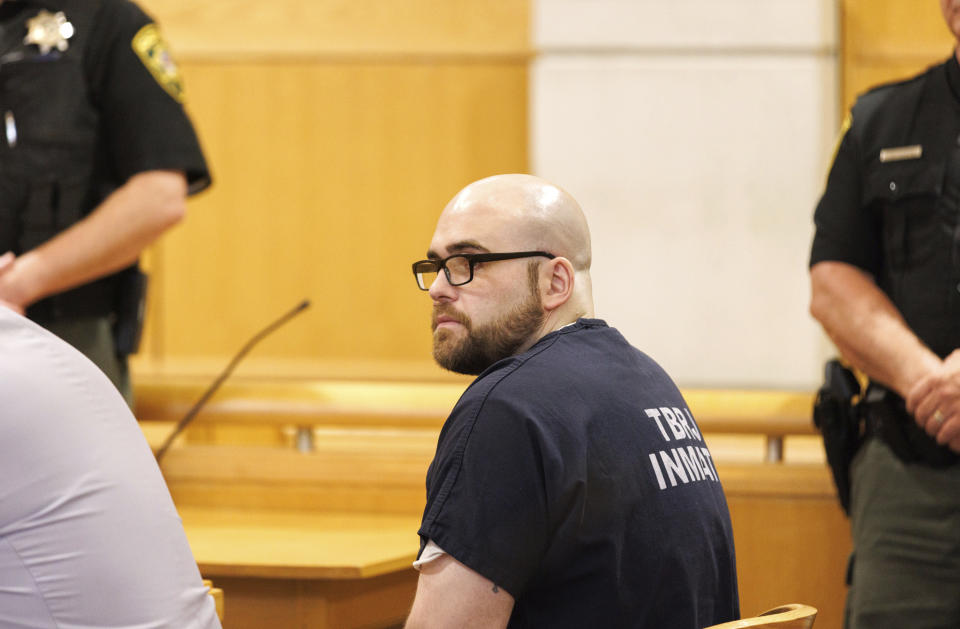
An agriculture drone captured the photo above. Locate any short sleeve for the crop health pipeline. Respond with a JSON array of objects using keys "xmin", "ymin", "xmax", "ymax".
[
  {"xmin": 418, "ymin": 394, "xmax": 552, "ymax": 598},
  {"xmin": 809, "ymin": 114, "xmax": 882, "ymax": 273},
  {"xmin": 87, "ymin": 0, "xmax": 210, "ymax": 193}
]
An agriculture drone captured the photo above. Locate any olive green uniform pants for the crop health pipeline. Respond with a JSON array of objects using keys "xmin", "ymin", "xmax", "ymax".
[
  {"xmin": 41, "ymin": 316, "xmax": 133, "ymax": 407},
  {"xmin": 846, "ymin": 439, "xmax": 960, "ymax": 628}
]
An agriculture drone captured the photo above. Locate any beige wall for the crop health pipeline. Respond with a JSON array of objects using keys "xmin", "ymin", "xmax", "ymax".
[
  {"xmin": 532, "ymin": 0, "xmax": 838, "ymax": 389},
  {"xmin": 134, "ymin": 0, "xmax": 529, "ymax": 381},
  {"xmin": 530, "ymin": 0, "xmax": 956, "ymax": 390}
]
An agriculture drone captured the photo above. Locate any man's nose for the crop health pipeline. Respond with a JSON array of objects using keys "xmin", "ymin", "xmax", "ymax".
[{"xmin": 428, "ymin": 271, "xmax": 456, "ymax": 301}]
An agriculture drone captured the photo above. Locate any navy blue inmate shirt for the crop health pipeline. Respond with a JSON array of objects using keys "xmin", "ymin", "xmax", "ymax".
[{"xmin": 418, "ymin": 319, "xmax": 739, "ymax": 628}]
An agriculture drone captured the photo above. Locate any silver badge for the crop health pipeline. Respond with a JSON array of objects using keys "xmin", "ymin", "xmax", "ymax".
[{"xmin": 24, "ymin": 10, "xmax": 75, "ymax": 55}]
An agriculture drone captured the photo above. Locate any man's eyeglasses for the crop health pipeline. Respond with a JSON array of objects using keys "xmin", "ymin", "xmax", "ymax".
[{"xmin": 412, "ymin": 251, "xmax": 555, "ymax": 291}]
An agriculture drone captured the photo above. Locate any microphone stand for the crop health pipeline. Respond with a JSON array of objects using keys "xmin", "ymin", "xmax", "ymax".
[{"xmin": 153, "ymin": 299, "xmax": 311, "ymax": 463}]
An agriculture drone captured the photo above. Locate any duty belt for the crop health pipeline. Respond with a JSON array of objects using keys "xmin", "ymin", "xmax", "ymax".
[{"xmin": 862, "ymin": 384, "xmax": 959, "ymax": 467}]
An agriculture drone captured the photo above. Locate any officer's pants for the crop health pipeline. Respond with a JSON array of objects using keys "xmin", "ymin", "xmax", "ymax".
[
  {"xmin": 846, "ymin": 438, "xmax": 960, "ymax": 628},
  {"xmin": 42, "ymin": 315, "xmax": 133, "ymax": 407}
]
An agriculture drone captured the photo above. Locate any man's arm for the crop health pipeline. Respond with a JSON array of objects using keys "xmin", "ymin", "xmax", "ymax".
[
  {"xmin": 809, "ymin": 260, "xmax": 960, "ymax": 452},
  {"xmin": 405, "ymin": 553, "xmax": 515, "ymax": 629},
  {"xmin": 0, "ymin": 170, "xmax": 187, "ymax": 313},
  {"xmin": 809, "ymin": 260, "xmax": 940, "ymax": 398}
]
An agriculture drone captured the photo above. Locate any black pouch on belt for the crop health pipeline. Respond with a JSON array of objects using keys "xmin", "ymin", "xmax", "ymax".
[{"xmin": 112, "ymin": 264, "xmax": 148, "ymax": 356}]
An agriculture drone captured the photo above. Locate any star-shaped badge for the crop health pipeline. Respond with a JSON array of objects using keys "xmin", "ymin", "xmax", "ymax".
[{"xmin": 24, "ymin": 10, "xmax": 74, "ymax": 55}]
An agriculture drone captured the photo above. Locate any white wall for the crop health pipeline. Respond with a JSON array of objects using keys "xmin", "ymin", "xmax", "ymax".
[{"xmin": 532, "ymin": 0, "xmax": 838, "ymax": 389}]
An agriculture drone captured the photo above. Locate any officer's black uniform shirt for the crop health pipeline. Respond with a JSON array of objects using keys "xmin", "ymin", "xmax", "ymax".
[
  {"xmin": 810, "ymin": 53, "xmax": 960, "ymax": 359},
  {"xmin": 418, "ymin": 319, "xmax": 739, "ymax": 628},
  {"xmin": 0, "ymin": 0, "xmax": 209, "ymax": 318}
]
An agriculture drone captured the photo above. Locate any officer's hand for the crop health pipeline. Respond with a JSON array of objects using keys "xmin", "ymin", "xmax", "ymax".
[
  {"xmin": 907, "ymin": 350, "xmax": 960, "ymax": 450},
  {"xmin": 0, "ymin": 252, "xmax": 26, "ymax": 315},
  {"xmin": 0, "ymin": 251, "xmax": 14, "ymax": 274},
  {"xmin": 940, "ymin": 423, "xmax": 960, "ymax": 453},
  {"xmin": 0, "ymin": 299, "xmax": 24, "ymax": 315}
]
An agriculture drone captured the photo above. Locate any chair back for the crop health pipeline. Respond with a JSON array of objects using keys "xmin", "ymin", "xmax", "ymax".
[
  {"xmin": 203, "ymin": 579, "xmax": 225, "ymax": 622},
  {"xmin": 704, "ymin": 603, "xmax": 817, "ymax": 629}
]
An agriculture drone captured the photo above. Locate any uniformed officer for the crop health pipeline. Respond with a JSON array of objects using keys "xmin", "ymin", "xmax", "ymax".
[
  {"xmin": 0, "ymin": 0, "xmax": 210, "ymax": 403},
  {"xmin": 809, "ymin": 1, "xmax": 960, "ymax": 625}
]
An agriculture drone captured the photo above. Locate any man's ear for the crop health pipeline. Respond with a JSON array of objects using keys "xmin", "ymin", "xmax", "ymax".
[{"xmin": 541, "ymin": 257, "xmax": 575, "ymax": 311}]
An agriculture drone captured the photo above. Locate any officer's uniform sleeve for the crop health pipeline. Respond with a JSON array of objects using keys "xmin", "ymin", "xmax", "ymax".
[
  {"xmin": 87, "ymin": 0, "xmax": 210, "ymax": 193},
  {"xmin": 809, "ymin": 113, "xmax": 882, "ymax": 275},
  {"xmin": 418, "ymin": 394, "xmax": 552, "ymax": 599}
]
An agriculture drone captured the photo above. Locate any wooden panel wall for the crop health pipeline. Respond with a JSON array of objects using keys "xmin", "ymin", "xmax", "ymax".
[
  {"xmin": 842, "ymin": 0, "xmax": 954, "ymax": 111},
  {"xmin": 133, "ymin": 0, "xmax": 529, "ymax": 380},
  {"xmin": 726, "ymin": 487, "xmax": 850, "ymax": 626}
]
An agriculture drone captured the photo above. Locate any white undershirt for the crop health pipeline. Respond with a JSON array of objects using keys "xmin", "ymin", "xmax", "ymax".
[{"xmin": 413, "ymin": 540, "xmax": 447, "ymax": 570}]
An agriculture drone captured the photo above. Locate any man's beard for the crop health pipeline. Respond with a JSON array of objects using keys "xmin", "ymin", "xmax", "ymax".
[{"xmin": 431, "ymin": 265, "xmax": 545, "ymax": 375}]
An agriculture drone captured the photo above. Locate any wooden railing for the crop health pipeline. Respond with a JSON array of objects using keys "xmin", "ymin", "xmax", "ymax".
[{"xmin": 136, "ymin": 376, "xmax": 817, "ymax": 462}]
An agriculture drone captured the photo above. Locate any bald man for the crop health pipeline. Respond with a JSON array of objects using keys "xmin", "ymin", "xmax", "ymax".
[{"xmin": 406, "ymin": 175, "xmax": 739, "ymax": 628}]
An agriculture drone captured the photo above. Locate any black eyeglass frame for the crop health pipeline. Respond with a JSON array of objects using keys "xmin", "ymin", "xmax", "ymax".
[{"xmin": 412, "ymin": 251, "xmax": 555, "ymax": 290}]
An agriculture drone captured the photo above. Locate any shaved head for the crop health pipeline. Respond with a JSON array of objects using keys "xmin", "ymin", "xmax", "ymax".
[
  {"xmin": 439, "ymin": 174, "xmax": 592, "ymax": 272},
  {"xmin": 424, "ymin": 174, "xmax": 595, "ymax": 373}
]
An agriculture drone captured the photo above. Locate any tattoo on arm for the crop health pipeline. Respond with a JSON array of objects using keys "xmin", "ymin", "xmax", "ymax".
[{"xmin": 492, "ymin": 584, "xmax": 499, "ymax": 593}]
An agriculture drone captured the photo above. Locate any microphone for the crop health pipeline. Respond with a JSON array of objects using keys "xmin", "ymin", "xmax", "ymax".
[{"xmin": 153, "ymin": 299, "xmax": 311, "ymax": 463}]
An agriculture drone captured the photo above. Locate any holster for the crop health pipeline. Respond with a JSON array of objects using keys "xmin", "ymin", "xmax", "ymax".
[
  {"xmin": 112, "ymin": 265, "xmax": 148, "ymax": 356},
  {"xmin": 813, "ymin": 359, "xmax": 863, "ymax": 514}
]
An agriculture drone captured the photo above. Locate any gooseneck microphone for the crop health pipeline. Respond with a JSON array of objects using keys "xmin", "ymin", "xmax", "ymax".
[{"xmin": 153, "ymin": 299, "xmax": 311, "ymax": 463}]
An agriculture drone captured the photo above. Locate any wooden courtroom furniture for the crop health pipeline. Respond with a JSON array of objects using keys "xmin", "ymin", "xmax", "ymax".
[
  {"xmin": 202, "ymin": 579, "xmax": 225, "ymax": 622},
  {"xmin": 188, "ymin": 508, "xmax": 419, "ymax": 628},
  {"xmin": 138, "ymin": 376, "xmax": 849, "ymax": 629},
  {"xmin": 705, "ymin": 603, "xmax": 818, "ymax": 629}
]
